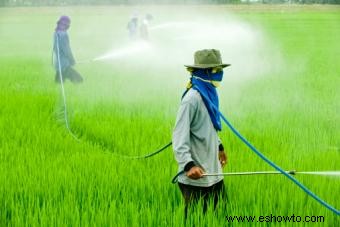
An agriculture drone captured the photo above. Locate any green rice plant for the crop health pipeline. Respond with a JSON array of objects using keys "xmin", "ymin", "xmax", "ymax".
[{"xmin": 1, "ymin": 4, "xmax": 339, "ymax": 227}]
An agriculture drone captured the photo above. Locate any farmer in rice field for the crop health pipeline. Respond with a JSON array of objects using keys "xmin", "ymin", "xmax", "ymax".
[
  {"xmin": 53, "ymin": 16, "xmax": 83, "ymax": 83},
  {"xmin": 127, "ymin": 13, "xmax": 139, "ymax": 41},
  {"xmin": 172, "ymin": 49, "xmax": 230, "ymax": 218},
  {"xmin": 139, "ymin": 14, "xmax": 153, "ymax": 41}
]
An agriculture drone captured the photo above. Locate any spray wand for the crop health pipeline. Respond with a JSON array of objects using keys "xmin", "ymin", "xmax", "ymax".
[
  {"xmin": 173, "ymin": 170, "xmax": 340, "ymax": 183},
  {"xmin": 203, "ymin": 170, "xmax": 340, "ymax": 177},
  {"xmin": 203, "ymin": 170, "xmax": 296, "ymax": 177}
]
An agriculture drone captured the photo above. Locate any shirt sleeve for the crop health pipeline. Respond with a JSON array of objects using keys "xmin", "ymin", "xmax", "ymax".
[{"xmin": 172, "ymin": 99, "xmax": 196, "ymax": 171}]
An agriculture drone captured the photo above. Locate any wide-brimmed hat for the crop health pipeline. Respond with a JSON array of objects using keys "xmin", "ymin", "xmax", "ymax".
[{"xmin": 185, "ymin": 49, "xmax": 230, "ymax": 69}]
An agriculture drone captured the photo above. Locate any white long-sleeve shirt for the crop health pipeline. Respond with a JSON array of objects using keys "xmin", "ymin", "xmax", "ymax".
[{"xmin": 172, "ymin": 89, "xmax": 223, "ymax": 187}]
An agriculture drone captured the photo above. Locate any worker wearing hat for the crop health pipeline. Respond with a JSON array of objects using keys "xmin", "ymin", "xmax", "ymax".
[
  {"xmin": 140, "ymin": 13, "xmax": 153, "ymax": 41},
  {"xmin": 172, "ymin": 49, "xmax": 230, "ymax": 218},
  {"xmin": 53, "ymin": 16, "xmax": 83, "ymax": 83},
  {"xmin": 127, "ymin": 12, "xmax": 139, "ymax": 40}
]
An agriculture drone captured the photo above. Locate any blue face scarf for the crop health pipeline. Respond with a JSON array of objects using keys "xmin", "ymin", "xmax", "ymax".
[{"xmin": 190, "ymin": 68, "xmax": 223, "ymax": 131}]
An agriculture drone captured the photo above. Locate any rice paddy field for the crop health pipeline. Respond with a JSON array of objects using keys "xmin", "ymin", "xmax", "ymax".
[{"xmin": 1, "ymin": 4, "xmax": 339, "ymax": 226}]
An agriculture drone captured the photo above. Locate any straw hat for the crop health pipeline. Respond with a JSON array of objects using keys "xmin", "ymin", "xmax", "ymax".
[{"xmin": 185, "ymin": 49, "xmax": 230, "ymax": 69}]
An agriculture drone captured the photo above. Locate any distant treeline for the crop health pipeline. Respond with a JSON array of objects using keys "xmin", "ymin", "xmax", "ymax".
[{"xmin": 0, "ymin": 0, "xmax": 339, "ymax": 6}]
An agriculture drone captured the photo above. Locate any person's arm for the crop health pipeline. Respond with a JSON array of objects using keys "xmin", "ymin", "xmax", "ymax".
[
  {"xmin": 172, "ymin": 99, "xmax": 204, "ymax": 179},
  {"xmin": 59, "ymin": 33, "xmax": 75, "ymax": 65},
  {"xmin": 218, "ymin": 138, "xmax": 227, "ymax": 168}
]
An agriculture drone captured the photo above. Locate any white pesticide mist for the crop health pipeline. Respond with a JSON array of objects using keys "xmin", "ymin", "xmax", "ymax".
[
  {"xmin": 93, "ymin": 41, "xmax": 152, "ymax": 61},
  {"xmin": 93, "ymin": 17, "xmax": 282, "ymax": 79},
  {"xmin": 74, "ymin": 6, "xmax": 284, "ymax": 106}
]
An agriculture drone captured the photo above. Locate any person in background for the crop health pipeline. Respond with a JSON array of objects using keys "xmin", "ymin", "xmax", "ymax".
[
  {"xmin": 53, "ymin": 15, "xmax": 83, "ymax": 84},
  {"xmin": 127, "ymin": 13, "xmax": 139, "ymax": 41},
  {"xmin": 140, "ymin": 14, "xmax": 153, "ymax": 41},
  {"xmin": 172, "ymin": 49, "xmax": 230, "ymax": 219}
]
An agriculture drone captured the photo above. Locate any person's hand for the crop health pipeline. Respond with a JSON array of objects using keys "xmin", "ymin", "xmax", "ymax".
[
  {"xmin": 219, "ymin": 151, "xmax": 227, "ymax": 168},
  {"xmin": 186, "ymin": 166, "xmax": 205, "ymax": 179}
]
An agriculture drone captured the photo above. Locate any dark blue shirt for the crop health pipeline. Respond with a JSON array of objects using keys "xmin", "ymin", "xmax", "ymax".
[{"xmin": 53, "ymin": 31, "xmax": 75, "ymax": 71}]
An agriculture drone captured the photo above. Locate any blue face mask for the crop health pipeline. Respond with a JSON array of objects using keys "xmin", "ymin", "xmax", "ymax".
[
  {"xmin": 210, "ymin": 70, "xmax": 223, "ymax": 87},
  {"xmin": 190, "ymin": 68, "xmax": 223, "ymax": 131},
  {"xmin": 192, "ymin": 68, "xmax": 224, "ymax": 87}
]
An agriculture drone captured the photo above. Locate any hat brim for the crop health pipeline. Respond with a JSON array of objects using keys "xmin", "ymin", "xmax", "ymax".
[{"xmin": 184, "ymin": 63, "xmax": 231, "ymax": 69}]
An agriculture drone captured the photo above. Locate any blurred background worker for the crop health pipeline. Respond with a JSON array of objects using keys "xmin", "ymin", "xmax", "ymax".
[
  {"xmin": 140, "ymin": 13, "xmax": 153, "ymax": 41},
  {"xmin": 172, "ymin": 49, "xmax": 230, "ymax": 219},
  {"xmin": 53, "ymin": 16, "xmax": 83, "ymax": 83},
  {"xmin": 127, "ymin": 13, "xmax": 139, "ymax": 41}
]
